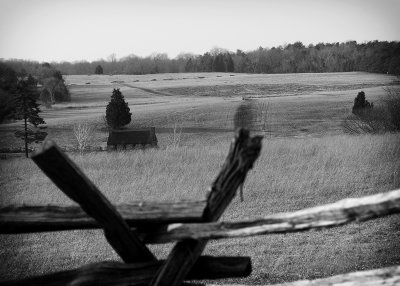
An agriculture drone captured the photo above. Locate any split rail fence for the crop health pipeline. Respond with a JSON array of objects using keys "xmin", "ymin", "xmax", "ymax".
[{"xmin": 0, "ymin": 129, "xmax": 399, "ymax": 285}]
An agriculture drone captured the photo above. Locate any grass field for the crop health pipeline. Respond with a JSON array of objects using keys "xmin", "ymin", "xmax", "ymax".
[
  {"xmin": 0, "ymin": 72, "xmax": 398, "ymax": 150},
  {"xmin": 0, "ymin": 72, "xmax": 399, "ymax": 284}
]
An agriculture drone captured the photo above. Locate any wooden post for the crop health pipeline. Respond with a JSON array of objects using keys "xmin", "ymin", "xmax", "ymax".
[
  {"xmin": 150, "ymin": 129, "xmax": 262, "ymax": 286},
  {"xmin": 31, "ymin": 141, "xmax": 156, "ymax": 263}
]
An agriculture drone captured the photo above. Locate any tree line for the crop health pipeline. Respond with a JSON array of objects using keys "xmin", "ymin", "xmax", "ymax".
[{"xmin": 2, "ymin": 40, "xmax": 399, "ymax": 76}]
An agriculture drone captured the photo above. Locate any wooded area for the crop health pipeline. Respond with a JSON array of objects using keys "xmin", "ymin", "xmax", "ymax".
[{"xmin": 2, "ymin": 40, "xmax": 400, "ymax": 76}]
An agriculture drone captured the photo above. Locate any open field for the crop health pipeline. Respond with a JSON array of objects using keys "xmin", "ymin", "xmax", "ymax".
[
  {"xmin": 0, "ymin": 72, "xmax": 398, "ymax": 151},
  {"xmin": 0, "ymin": 72, "xmax": 399, "ymax": 284}
]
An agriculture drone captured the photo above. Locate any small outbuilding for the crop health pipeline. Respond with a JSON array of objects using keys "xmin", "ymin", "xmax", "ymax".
[{"xmin": 107, "ymin": 128, "xmax": 157, "ymax": 149}]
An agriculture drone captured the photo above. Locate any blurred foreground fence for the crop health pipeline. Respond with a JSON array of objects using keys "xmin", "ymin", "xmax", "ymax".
[{"xmin": 0, "ymin": 129, "xmax": 399, "ymax": 286}]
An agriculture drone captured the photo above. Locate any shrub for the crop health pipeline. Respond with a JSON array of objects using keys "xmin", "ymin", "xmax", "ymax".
[
  {"xmin": 352, "ymin": 91, "xmax": 373, "ymax": 115},
  {"xmin": 105, "ymin": 88, "xmax": 131, "ymax": 129},
  {"xmin": 344, "ymin": 88, "xmax": 400, "ymax": 134}
]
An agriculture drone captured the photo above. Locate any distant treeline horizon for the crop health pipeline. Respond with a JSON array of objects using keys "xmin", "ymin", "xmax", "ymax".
[{"xmin": 2, "ymin": 40, "xmax": 400, "ymax": 76}]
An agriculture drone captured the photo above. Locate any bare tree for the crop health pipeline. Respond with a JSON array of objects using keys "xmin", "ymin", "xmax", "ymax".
[
  {"xmin": 107, "ymin": 53, "xmax": 117, "ymax": 63},
  {"xmin": 41, "ymin": 77, "xmax": 63, "ymax": 104},
  {"xmin": 73, "ymin": 122, "xmax": 93, "ymax": 154},
  {"xmin": 168, "ymin": 113, "xmax": 182, "ymax": 148},
  {"xmin": 257, "ymin": 102, "xmax": 270, "ymax": 133}
]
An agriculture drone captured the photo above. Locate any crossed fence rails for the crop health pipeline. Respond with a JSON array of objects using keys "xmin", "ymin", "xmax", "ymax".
[{"xmin": 0, "ymin": 129, "xmax": 399, "ymax": 285}]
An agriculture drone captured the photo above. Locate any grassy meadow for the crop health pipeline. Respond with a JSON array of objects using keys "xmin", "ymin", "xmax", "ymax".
[{"xmin": 0, "ymin": 72, "xmax": 399, "ymax": 284}]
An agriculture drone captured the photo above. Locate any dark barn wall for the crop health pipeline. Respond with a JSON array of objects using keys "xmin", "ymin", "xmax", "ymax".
[{"xmin": 107, "ymin": 128, "xmax": 157, "ymax": 147}]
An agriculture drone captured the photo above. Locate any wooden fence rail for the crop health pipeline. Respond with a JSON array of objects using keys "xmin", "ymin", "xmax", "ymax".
[
  {"xmin": 138, "ymin": 188, "xmax": 400, "ymax": 243},
  {"xmin": 0, "ymin": 200, "xmax": 206, "ymax": 233},
  {"xmin": 1, "ymin": 256, "xmax": 251, "ymax": 286},
  {"xmin": 1, "ymin": 189, "xmax": 399, "ymax": 242},
  {"xmin": 205, "ymin": 265, "xmax": 400, "ymax": 286}
]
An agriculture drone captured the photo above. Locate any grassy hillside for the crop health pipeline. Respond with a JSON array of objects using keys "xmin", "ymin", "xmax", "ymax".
[
  {"xmin": 0, "ymin": 133, "xmax": 399, "ymax": 284},
  {"xmin": 1, "ymin": 72, "xmax": 398, "ymax": 151}
]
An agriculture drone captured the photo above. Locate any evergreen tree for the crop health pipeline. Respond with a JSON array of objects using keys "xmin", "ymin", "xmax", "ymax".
[
  {"xmin": 95, "ymin": 65, "xmax": 103, "ymax": 75},
  {"xmin": 226, "ymin": 54, "xmax": 235, "ymax": 72},
  {"xmin": 14, "ymin": 75, "xmax": 47, "ymax": 158},
  {"xmin": 352, "ymin": 91, "xmax": 373, "ymax": 115},
  {"xmin": 212, "ymin": 54, "xmax": 225, "ymax": 72},
  {"xmin": 199, "ymin": 53, "xmax": 213, "ymax": 72},
  {"xmin": 105, "ymin": 88, "xmax": 131, "ymax": 129}
]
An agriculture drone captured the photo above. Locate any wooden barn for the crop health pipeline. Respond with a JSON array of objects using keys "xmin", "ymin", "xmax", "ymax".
[{"xmin": 107, "ymin": 128, "xmax": 157, "ymax": 149}]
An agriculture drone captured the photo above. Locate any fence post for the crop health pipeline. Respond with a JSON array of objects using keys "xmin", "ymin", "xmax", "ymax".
[{"xmin": 150, "ymin": 129, "xmax": 262, "ymax": 286}]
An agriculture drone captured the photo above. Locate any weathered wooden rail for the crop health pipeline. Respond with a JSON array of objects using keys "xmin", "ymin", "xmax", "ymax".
[
  {"xmin": 0, "ymin": 128, "xmax": 399, "ymax": 286},
  {"xmin": 0, "ymin": 200, "xmax": 206, "ymax": 233},
  {"xmin": 206, "ymin": 265, "xmax": 400, "ymax": 286},
  {"xmin": 2, "ymin": 189, "xmax": 399, "ymax": 242}
]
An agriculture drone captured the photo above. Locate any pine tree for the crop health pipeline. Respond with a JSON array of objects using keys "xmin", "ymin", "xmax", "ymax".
[
  {"xmin": 226, "ymin": 54, "xmax": 235, "ymax": 72},
  {"xmin": 14, "ymin": 75, "xmax": 47, "ymax": 158},
  {"xmin": 105, "ymin": 88, "xmax": 132, "ymax": 129},
  {"xmin": 95, "ymin": 65, "xmax": 103, "ymax": 75},
  {"xmin": 352, "ymin": 91, "xmax": 373, "ymax": 115}
]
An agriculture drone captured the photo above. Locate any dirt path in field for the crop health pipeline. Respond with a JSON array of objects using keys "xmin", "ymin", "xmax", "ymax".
[
  {"xmin": 120, "ymin": 83, "xmax": 174, "ymax": 96},
  {"xmin": 11, "ymin": 96, "xmax": 237, "ymax": 126}
]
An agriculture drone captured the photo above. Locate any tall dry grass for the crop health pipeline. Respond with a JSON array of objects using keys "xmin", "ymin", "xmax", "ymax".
[{"xmin": 0, "ymin": 133, "xmax": 399, "ymax": 283}]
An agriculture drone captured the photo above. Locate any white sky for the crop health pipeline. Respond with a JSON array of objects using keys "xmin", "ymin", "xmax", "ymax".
[{"xmin": 0, "ymin": 0, "xmax": 399, "ymax": 62}]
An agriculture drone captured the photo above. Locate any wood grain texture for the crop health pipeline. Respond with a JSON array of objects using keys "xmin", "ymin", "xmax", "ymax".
[
  {"xmin": 150, "ymin": 129, "xmax": 263, "ymax": 286},
  {"xmin": 0, "ymin": 200, "xmax": 206, "ymax": 233},
  {"xmin": 203, "ymin": 129, "xmax": 263, "ymax": 221},
  {"xmin": 203, "ymin": 265, "xmax": 400, "ymax": 286},
  {"xmin": 31, "ymin": 141, "xmax": 156, "ymax": 263},
  {"xmin": 2, "ymin": 187, "xmax": 398, "ymax": 243},
  {"xmin": 139, "ymin": 188, "xmax": 400, "ymax": 243},
  {"xmin": 0, "ymin": 256, "xmax": 251, "ymax": 286}
]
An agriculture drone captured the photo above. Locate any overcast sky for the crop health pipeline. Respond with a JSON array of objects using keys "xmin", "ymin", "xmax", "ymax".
[{"xmin": 0, "ymin": 0, "xmax": 399, "ymax": 62}]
